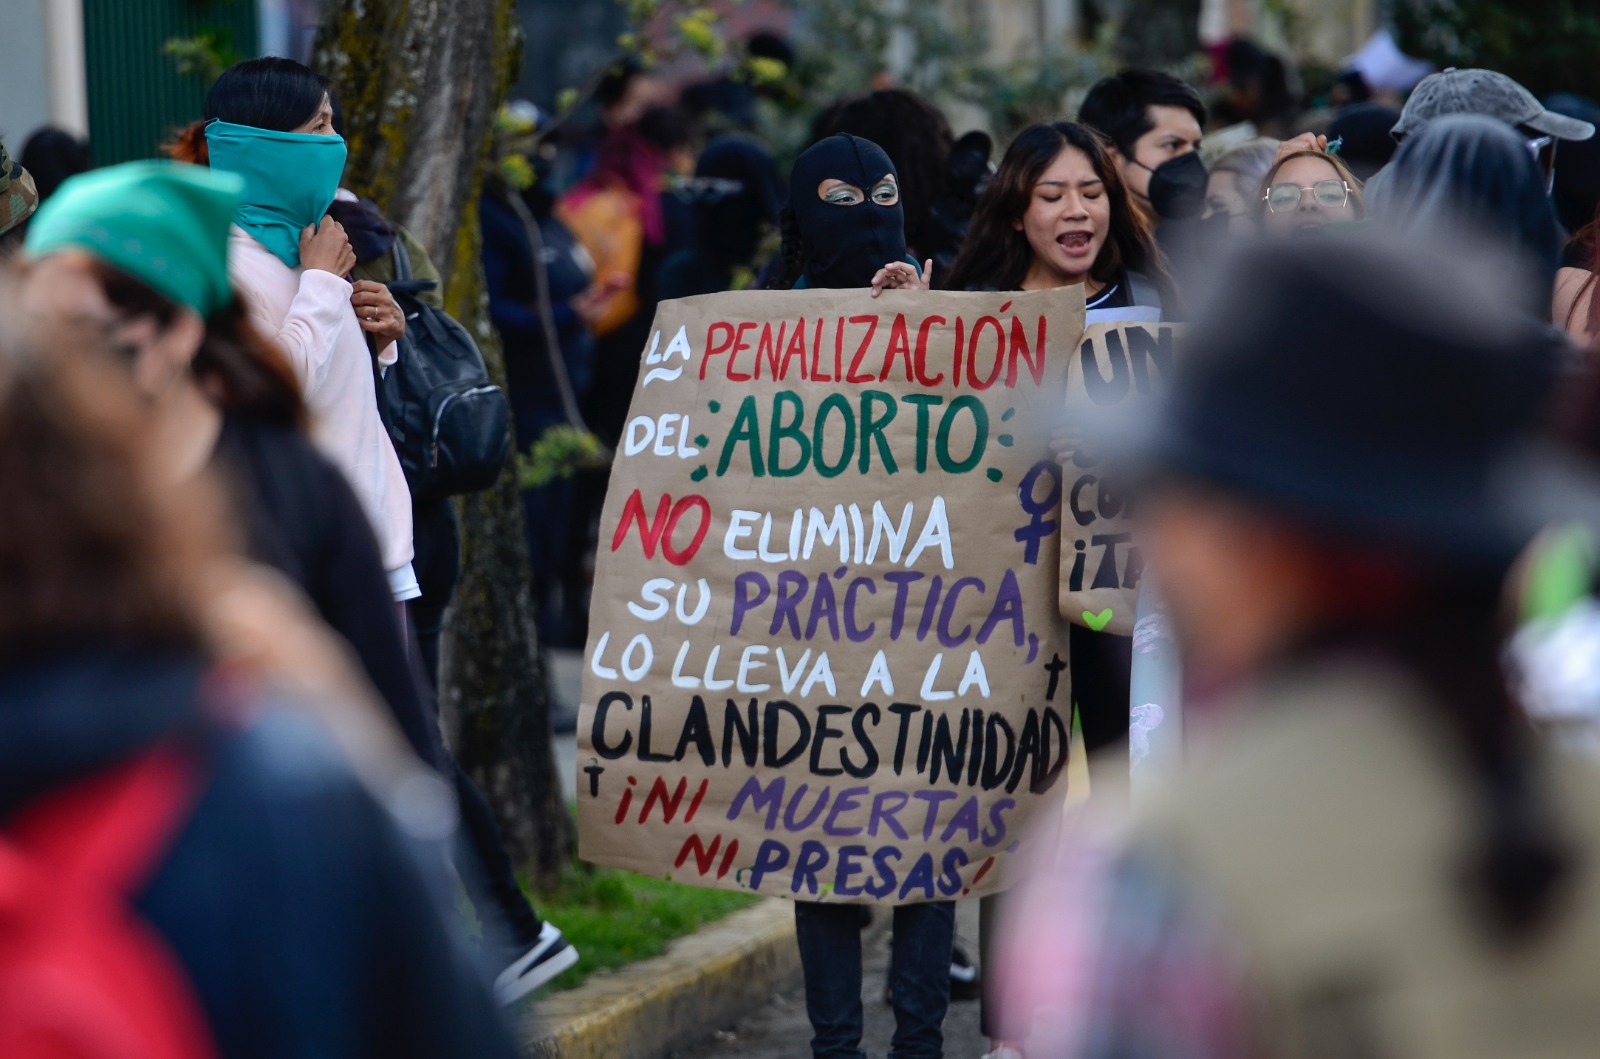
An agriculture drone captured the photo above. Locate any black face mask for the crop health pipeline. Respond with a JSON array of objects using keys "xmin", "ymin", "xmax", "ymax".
[
  {"xmin": 1141, "ymin": 151, "xmax": 1208, "ymax": 220},
  {"xmin": 789, "ymin": 134, "xmax": 907, "ymax": 289}
]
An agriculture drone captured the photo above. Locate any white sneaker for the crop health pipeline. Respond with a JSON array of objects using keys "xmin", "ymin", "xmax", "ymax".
[{"xmin": 494, "ymin": 921, "xmax": 580, "ymax": 1005}]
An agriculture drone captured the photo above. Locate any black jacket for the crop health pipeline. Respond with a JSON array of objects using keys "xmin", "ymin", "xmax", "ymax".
[
  {"xmin": 0, "ymin": 650, "xmax": 519, "ymax": 1059},
  {"xmin": 210, "ymin": 415, "xmax": 445, "ymax": 770}
]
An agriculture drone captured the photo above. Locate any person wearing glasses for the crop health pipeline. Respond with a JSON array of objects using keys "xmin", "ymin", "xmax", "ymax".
[{"xmin": 1255, "ymin": 148, "xmax": 1365, "ymax": 238}]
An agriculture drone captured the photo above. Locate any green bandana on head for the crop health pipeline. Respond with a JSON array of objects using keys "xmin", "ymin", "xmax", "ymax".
[
  {"xmin": 26, "ymin": 160, "xmax": 244, "ymax": 318},
  {"xmin": 205, "ymin": 119, "xmax": 348, "ymax": 269}
]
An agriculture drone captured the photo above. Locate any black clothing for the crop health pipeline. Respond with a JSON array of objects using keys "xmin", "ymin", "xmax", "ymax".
[
  {"xmin": 0, "ymin": 651, "xmax": 518, "ymax": 1059},
  {"xmin": 410, "ymin": 495, "xmax": 460, "ymax": 691},
  {"xmin": 789, "ymin": 134, "xmax": 908, "ymax": 290},
  {"xmin": 209, "ymin": 415, "xmax": 445, "ymax": 770}
]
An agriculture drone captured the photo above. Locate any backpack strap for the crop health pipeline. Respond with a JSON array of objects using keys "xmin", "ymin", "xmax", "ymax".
[
  {"xmin": 391, "ymin": 232, "xmax": 414, "ymax": 283},
  {"xmin": 4, "ymin": 744, "xmax": 197, "ymax": 896}
]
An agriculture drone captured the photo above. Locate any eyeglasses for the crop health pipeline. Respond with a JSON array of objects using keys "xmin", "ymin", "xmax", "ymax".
[
  {"xmin": 1263, "ymin": 179, "xmax": 1351, "ymax": 213},
  {"xmin": 1527, "ymin": 135, "xmax": 1558, "ymax": 194}
]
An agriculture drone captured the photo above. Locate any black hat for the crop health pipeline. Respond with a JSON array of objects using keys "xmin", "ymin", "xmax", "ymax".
[{"xmin": 1137, "ymin": 238, "xmax": 1581, "ymax": 564}]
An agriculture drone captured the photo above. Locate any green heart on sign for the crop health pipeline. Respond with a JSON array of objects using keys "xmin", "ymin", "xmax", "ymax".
[{"xmin": 1082, "ymin": 608, "xmax": 1115, "ymax": 632}]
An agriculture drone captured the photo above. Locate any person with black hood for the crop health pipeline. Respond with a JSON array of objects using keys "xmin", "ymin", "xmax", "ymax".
[
  {"xmin": 990, "ymin": 232, "xmax": 1600, "ymax": 1059},
  {"xmin": 766, "ymin": 132, "xmax": 949, "ymax": 1059},
  {"xmin": 812, "ymin": 89, "xmax": 992, "ymax": 276},
  {"xmin": 659, "ymin": 134, "xmax": 785, "ymax": 298},
  {"xmin": 1368, "ymin": 114, "xmax": 1565, "ymax": 320}
]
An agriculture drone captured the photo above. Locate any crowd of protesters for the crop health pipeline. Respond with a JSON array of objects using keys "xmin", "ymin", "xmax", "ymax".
[{"xmin": 9, "ymin": 21, "xmax": 1600, "ymax": 1059}]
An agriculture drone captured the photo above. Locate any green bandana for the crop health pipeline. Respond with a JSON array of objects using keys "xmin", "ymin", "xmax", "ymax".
[
  {"xmin": 205, "ymin": 119, "xmax": 348, "ymax": 269},
  {"xmin": 26, "ymin": 161, "xmax": 243, "ymax": 317}
]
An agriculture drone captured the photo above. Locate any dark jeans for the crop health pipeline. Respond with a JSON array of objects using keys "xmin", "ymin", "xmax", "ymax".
[
  {"xmin": 1071, "ymin": 624, "xmax": 1133, "ymax": 788},
  {"xmin": 452, "ymin": 759, "xmax": 544, "ymax": 960},
  {"xmin": 795, "ymin": 900, "xmax": 955, "ymax": 1059},
  {"xmin": 411, "ymin": 496, "xmax": 460, "ymax": 689}
]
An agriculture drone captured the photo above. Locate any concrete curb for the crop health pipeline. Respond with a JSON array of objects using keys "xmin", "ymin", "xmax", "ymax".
[{"xmin": 520, "ymin": 898, "xmax": 803, "ymax": 1059}]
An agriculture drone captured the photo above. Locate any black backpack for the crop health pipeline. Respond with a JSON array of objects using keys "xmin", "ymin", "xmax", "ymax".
[{"xmin": 372, "ymin": 237, "xmax": 511, "ymax": 500}]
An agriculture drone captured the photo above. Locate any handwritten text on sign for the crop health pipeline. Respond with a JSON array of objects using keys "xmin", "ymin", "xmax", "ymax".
[
  {"xmin": 1058, "ymin": 321, "xmax": 1184, "ymax": 636},
  {"xmin": 578, "ymin": 288, "xmax": 1084, "ymax": 904}
]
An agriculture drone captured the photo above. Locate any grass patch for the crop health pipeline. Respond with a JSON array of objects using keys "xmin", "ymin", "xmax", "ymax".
[{"xmin": 526, "ymin": 864, "xmax": 760, "ymax": 993}]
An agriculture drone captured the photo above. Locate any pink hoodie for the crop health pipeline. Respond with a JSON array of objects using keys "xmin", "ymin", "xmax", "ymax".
[{"xmin": 228, "ymin": 227, "xmax": 418, "ymax": 599}]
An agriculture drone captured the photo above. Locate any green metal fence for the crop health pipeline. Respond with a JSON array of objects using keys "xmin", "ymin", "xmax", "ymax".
[{"xmin": 84, "ymin": 0, "xmax": 260, "ymax": 165}]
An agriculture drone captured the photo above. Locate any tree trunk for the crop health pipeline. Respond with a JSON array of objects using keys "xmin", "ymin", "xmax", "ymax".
[{"xmin": 312, "ymin": 0, "xmax": 577, "ymax": 884}]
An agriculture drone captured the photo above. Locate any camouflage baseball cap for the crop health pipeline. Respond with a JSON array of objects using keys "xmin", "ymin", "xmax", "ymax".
[
  {"xmin": 0, "ymin": 142, "xmax": 39, "ymax": 236},
  {"xmin": 1392, "ymin": 68, "xmax": 1597, "ymax": 143}
]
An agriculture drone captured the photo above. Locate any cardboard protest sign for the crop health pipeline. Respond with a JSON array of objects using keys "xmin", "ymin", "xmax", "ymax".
[
  {"xmin": 577, "ymin": 287, "xmax": 1084, "ymax": 904},
  {"xmin": 1058, "ymin": 319, "xmax": 1183, "ymax": 636}
]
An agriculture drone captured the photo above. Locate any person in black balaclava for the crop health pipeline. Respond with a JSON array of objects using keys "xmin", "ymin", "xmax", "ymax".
[
  {"xmin": 659, "ymin": 134, "xmax": 786, "ymax": 298},
  {"xmin": 763, "ymin": 132, "xmax": 954, "ymax": 1059},
  {"xmin": 766, "ymin": 133, "xmax": 927, "ymax": 292}
]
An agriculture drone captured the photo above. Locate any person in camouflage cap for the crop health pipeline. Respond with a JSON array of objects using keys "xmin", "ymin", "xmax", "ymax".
[{"xmin": 0, "ymin": 140, "xmax": 41, "ymax": 243}]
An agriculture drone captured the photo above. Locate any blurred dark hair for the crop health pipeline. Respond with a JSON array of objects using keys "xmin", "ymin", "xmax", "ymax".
[
  {"xmin": 88, "ymin": 259, "xmax": 307, "ymax": 430},
  {"xmin": 1078, "ymin": 69, "xmax": 1207, "ymax": 157},
  {"xmin": 204, "ymin": 57, "xmax": 333, "ymax": 132},
  {"xmin": 596, "ymin": 57, "xmax": 646, "ymax": 111},
  {"xmin": 636, "ymin": 104, "xmax": 697, "ymax": 153},
  {"xmin": 0, "ymin": 301, "xmax": 220, "ymax": 666},
  {"xmin": 943, "ymin": 121, "xmax": 1172, "ymax": 298},
  {"xmin": 767, "ymin": 206, "xmax": 807, "ymax": 291},
  {"xmin": 19, "ymin": 127, "xmax": 91, "ymax": 202},
  {"xmin": 1546, "ymin": 93, "xmax": 1600, "ymax": 235},
  {"xmin": 812, "ymin": 89, "xmax": 953, "ymax": 257}
]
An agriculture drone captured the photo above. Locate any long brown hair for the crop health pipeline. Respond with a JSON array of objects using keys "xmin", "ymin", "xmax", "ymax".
[
  {"xmin": 944, "ymin": 121, "xmax": 1172, "ymax": 298},
  {"xmin": 0, "ymin": 295, "xmax": 225, "ymax": 666},
  {"xmin": 90, "ymin": 259, "xmax": 307, "ymax": 429}
]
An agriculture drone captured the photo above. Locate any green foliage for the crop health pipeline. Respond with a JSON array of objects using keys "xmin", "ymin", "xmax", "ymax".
[
  {"xmin": 163, "ymin": 29, "xmax": 241, "ymax": 85},
  {"xmin": 517, "ymin": 425, "xmax": 612, "ymax": 490},
  {"xmin": 526, "ymin": 863, "xmax": 759, "ymax": 993},
  {"xmin": 1392, "ymin": 0, "xmax": 1600, "ymax": 101}
]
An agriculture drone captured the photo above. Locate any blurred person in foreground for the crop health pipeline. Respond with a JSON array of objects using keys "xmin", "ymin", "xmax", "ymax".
[
  {"xmin": 0, "ymin": 291, "xmax": 518, "ymax": 1057},
  {"xmin": 1369, "ymin": 115, "xmax": 1564, "ymax": 320},
  {"xmin": 22, "ymin": 158, "xmax": 577, "ymax": 1006},
  {"xmin": 992, "ymin": 236, "xmax": 1600, "ymax": 1058}
]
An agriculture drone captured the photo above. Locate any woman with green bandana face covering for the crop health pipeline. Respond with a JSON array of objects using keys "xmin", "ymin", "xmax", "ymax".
[
  {"xmin": 200, "ymin": 56, "xmax": 581, "ymax": 1008},
  {"xmin": 201, "ymin": 58, "xmax": 417, "ymax": 606}
]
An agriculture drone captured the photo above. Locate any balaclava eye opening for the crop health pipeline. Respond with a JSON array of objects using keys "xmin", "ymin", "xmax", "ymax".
[{"xmin": 789, "ymin": 133, "xmax": 908, "ymax": 289}]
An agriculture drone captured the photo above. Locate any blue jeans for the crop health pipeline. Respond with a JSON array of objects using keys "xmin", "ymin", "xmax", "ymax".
[{"xmin": 795, "ymin": 900, "xmax": 955, "ymax": 1059}]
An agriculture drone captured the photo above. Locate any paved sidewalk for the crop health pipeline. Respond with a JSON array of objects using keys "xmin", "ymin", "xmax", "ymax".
[{"xmin": 673, "ymin": 899, "xmax": 988, "ymax": 1059}]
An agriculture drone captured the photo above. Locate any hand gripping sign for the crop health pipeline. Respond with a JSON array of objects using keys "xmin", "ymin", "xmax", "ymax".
[
  {"xmin": 578, "ymin": 287, "xmax": 1084, "ymax": 904},
  {"xmin": 1058, "ymin": 319, "xmax": 1184, "ymax": 637}
]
